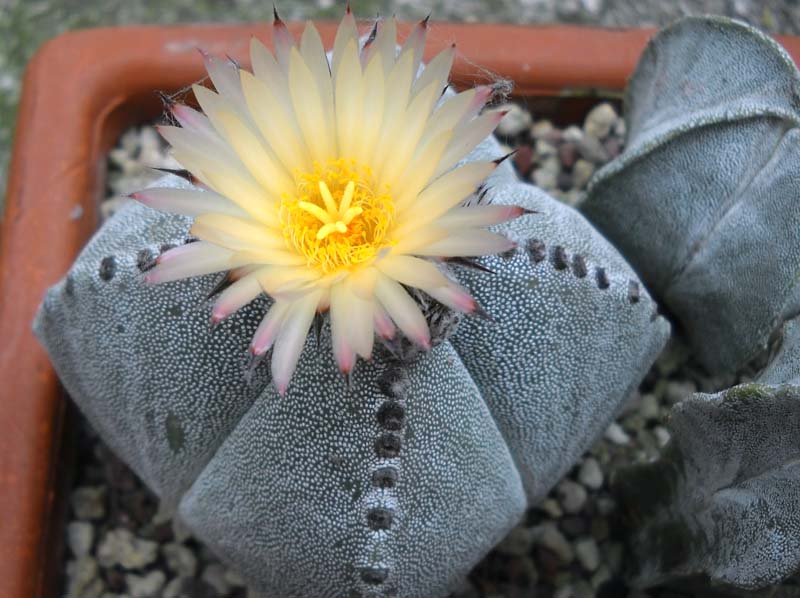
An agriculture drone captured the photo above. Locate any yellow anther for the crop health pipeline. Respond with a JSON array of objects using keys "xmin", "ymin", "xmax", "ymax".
[
  {"xmin": 342, "ymin": 206, "xmax": 363, "ymax": 224},
  {"xmin": 297, "ymin": 201, "xmax": 332, "ymax": 224},
  {"xmin": 316, "ymin": 222, "xmax": 340, "ymax": 240},
  {"xmin": 339, "ymin": 181, "xmax": 355, "ymax": 214},
  {"xmin": 318, "ymin": 180, "xmax": 338, "ymax": 214}
]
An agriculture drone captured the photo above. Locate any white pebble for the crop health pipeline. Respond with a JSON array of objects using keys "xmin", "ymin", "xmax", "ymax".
[
  {"xmin": 574, "ymin": 537, "xmax": 601, "ymax": 571},
  {"xmin": 563, "ymin": 125, "xmax": 584, "ymax": 143},
  {"xmin": 162, "ymin": 542, "xmax": 198, "ymax": 577},
  {"xmin": 67, "ymin": 521, "xmax": 94, "ymax": 557},
  {"xmin": 572, "ymin": 159, "xmax": 596, "ymax": 190},
  {"xmin": 557, "ymin": 479, "xmax": 588, "ymax": 513},
  {"xmin": 578, "ymin": 457, "xmax": 604, "ymax": 490},
  {"xmin": 496, "ymin": 103, "xmax": 533, "ymax": 136},
  {"xmin": 70, "ymin": 486, "xmax": 106, "ymax": 520},
  {"xmin": 583, "ymin": 102, "xmax": 618, "ymax": 139},
  {"xmin": 530, "ymin": 119, "xmax": 554, "ymax": 139},
  {"xmin": 534, "ymin": 522, "xmax": 574, "ymax": 564},
  {"xmin": 654, "ymin": 426, "xmax": 672, "ymax": 447},
  {"xmin": 125, "ymin": 570, "xmax": 166, "ymax": 598},
  {"xmin": 97, "ymin": 528, "xmax": 158, "ymax": 570},
  {"xmin": 605, "ymin": 422, "xmax": 631, "ymax": 445}
]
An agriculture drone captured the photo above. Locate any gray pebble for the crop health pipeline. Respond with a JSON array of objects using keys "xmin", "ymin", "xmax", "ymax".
[
  {"xmin": 70, "ymin": 486, "xmax": 106, "ymax": 520},
  {"xmin": 535, "ymin": 138, "xmax": 558, "ymax": 158},
  {"xmin": 531, "ymin": 119, "xmax": 555, "ymax": 139},
  {"xmin": 496, "ymin": 103, "xmax": 532, "ymax": 136},
  {"xmin": 574, "ymin": 537, "xmax": 601, "ymax": 571},
  {"xmin": 604, "ymin": 422, "xmax": 631, "ymax": 445},
  {"xmin": 572, "ymin": 158, "xmax": 596, "ymax": 189},
  {"xmin": 665, "ymin": 380, "xmax": 698, "ymax": 404},
  {"xmin": 162, "ymin": 577, "xmax": 187, "ymax": 598},
  {"xmin": 613, "ymin": 116, "xmax": 627, "ymax": 138},
  {"xmin": 202, "ymin": 563, "xmax": 232, "ymax": 595},
  {"xmin": 163, "ymin": 542, "xmax": 198, "ymax": 577},
  {"xmin": 583, "ymin": 102, "xmax": 618, "ymax": 139},
  {"xmin": 654, "ymin": 426, "xmax": 671, "ymax": 447},
  {"xmin": 497, "ymin": 526, "xmax": 535, "ymax": 557},
  {"xmin": 557, "ymin": 479, "xmax": 588, "ymax": 513},
  {"xmin": 97, "ymin": 528, "xmax": 158, "ymax": 570},
  {"xmin": 540, "ymin": 497, "xmax": 563, "ymax": 519},
  {"xmin": 639, "ymin": 393, "xmax": 661, "ymax": 420},
  {"xmin": 581, "ymin": 0, "xmax": 605, "ymax": 15},
  {"xmin": 534, "ymin": 522, "xmax": 574, "ymax": 564},
  {"xmin": 125, "ymin": 570, "xmax": 166, "ymax": 598},
  {"xmin": 563, "ymin": 125, "xmax": 584, "ymax": 143},
  {"xmin": 576, "ymin": 133, "xmax": 610, "ymax": 164},
  {"xmin": 577, "ymin": 457, "xmax": 604, "ymax": 490},
  {"xmin": 591, "ymin": 564, "xmax": 613, "ymax": 589},
  {"xmin": 67, "ymin": 521, "xmax": 94, "ymax": 557},
  {"xmin": 65, "ymin": 557, "xmax": 102, "ymax": 598}
]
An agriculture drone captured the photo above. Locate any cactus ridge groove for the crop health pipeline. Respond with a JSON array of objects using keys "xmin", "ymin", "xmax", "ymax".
[
  {"xmin": 136, "ymin": 248, "xmax": 156, "ymax": 272},
  {"xmin": 676, "ymin": 119, "xmax": 794, "ymax": 282}
]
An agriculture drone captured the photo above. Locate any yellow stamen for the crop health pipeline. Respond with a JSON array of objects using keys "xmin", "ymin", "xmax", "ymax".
[
  {"xmin": 297, "ymin": 201, "xmax": 333, "ymax": 224},
  {"xmin": 318, "ymin": 180, "xmax": 339, "ymax": 214},
  {"xmin": 339, "ymin": 181, "xmax": 355, "ymax": 214}
]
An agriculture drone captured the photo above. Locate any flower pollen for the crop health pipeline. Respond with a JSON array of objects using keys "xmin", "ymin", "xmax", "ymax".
[{"xmin": 281, "ymin": 159, "xmax": 395, "ymax": 275}]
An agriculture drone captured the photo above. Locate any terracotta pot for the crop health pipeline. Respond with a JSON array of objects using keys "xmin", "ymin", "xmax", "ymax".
[{"xmin": 3, "ymin": 20, "xmax": 800, "ymax": 598}]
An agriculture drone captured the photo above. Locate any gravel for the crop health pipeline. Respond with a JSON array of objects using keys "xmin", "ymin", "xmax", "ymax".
[{"xmin": 60, "ymin": 99, "xmax": 770, "ymax": 597}]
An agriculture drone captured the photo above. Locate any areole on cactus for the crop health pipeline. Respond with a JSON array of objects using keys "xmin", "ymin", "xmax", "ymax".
[{"xmin": 132, "ymin": 7, "xmax": 527, "ymax": 395}]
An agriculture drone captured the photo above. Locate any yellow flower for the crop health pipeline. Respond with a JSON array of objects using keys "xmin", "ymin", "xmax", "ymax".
[{"xmin": 134, "ymin": 9, "xmax": 527, "ymax": 395}]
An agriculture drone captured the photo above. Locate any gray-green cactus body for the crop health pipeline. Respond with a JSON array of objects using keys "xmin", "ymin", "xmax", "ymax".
[
  {"xmin": 450, "ymin": 171, "xmax": 670, "ymax": 502},
  {"xmin": 581, "ymin": 16, "xmax": 800, "ymax": 375},
  {"xmin": 615, "ymin": 315, "xmax": 800, "ymax": 590},
  {"xmin": 35, "ymin": 152, "xmax": 668, "ymax": 594}
]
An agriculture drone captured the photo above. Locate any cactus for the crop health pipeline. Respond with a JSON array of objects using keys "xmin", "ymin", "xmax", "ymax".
[
  {"xmin": 614, "ymin": 315, "xmax": 800, "ymax": 590},
  {"xmin": 580, "ymin": 16, "xmax": 800, "ymax": 375},
  {"xmin": 35, "ymin": 126, "xmax": 669, "ymax": 595}
]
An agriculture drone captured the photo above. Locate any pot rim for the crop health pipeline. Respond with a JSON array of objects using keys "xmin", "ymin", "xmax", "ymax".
[{"xmin": 3, "ymin": 20, "xmax": 800, "ymax": 598}]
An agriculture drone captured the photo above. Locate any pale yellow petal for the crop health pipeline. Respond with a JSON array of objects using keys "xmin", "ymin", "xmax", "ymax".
[
  {"xmin": 240, "ymin": 70, "xmax": 311, "ymax": 175},
  {"xmin": 392, "ymin": 129, "xmax": 454, "ymax": 211},
  {"xmin": 289, "ymin": 46, "xmax": 335, "ymax": 164},
  {"xmin": 373, "ymin": 17, "xmax": 397, "ymax": 76},
  {"xmin": 191, "ymin": 213, "xmax": 283, "ymax": 254},
  {"xmin": 300, "ymin": 22, "xmax": 335, "ymax": 141},
  {"xmin": 334, "ymin": 38, "xmax": 364, "ymax": 160},
  {"xmin": 211, "ymin": 273, "xmax": 263, "ymax": 323},
  {"xmin": 352, "ymin": 55, "xmax": 385, "ymax": 164},
  {"xmin": 376, "ymin": 255, "xmax": 450, "ymax": 289},
  {"xmin": 376, "ymin": 79, "xmax": 441, "ymax": 189},
  {"xmin": 215, "ymin": 110, "xmax": 295, "ymax": 198},
  {"xmin": 433, "ymin": 109, "xmax": 507, "ymax": 179},
  {"xmin": 434, "ymin": 205, "xmax": 527, "ymax": 229},
  {"xmin": 251, "ymin": 300, "xmax": 291, "ymax": 355},
  {"xmin": 413, "ymin": 229, "xmax": 515, "ymax": 257},
  {"xmin": 397, "ymin": 161, "xmax": 496, "ymax": 227},
  {"xmin": 412, "ymin": 44, "xmax": 454, "ymax": 97},
  {"xmin": 331, "ymin": 8, "xmax": 358, "ymax": 80},
  {"xmin": 132, "ymin": 187, "xmax": 248, "ymax": 219}
]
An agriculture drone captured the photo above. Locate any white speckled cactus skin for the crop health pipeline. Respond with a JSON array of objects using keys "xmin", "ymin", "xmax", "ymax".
[
  {"xmin": 581, "ymin": 16, "xmax": 800, "ymax": 375},
  {"xmin": 615, "ymin": 315, "xmax": 800, "ymax": 590},
  {"xmin": 34, "ymin": 134, "xmax": 669, "ymax": 596}
]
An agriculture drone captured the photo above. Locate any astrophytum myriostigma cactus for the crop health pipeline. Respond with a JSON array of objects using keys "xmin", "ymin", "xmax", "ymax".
[
  {"xmin": 34, "ymin": 13, "xmax": 669, "ymax": 598},
  {"xmin": 581, "ymin": 16, "xmax": 800, "ymax": 375},
  {"xmin": 614, "ymin": 315, "xmax": 800, "ymax": 591}
]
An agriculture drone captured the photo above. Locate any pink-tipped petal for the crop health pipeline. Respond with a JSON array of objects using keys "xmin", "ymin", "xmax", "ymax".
[
  {"xmin": 415, "ymin": 229, "xmax": 516, "ymax": 257},
  {"xmin": 156, "ymin": 241, "xmax": 230, "ymax": 265},
  {"xmin": 435, "ymin": 204, "xmax": 532, "ymax": 229},
  {"xmin": 132, "ymin": 188, "xmax": 249, "ymax": 219},
  {"xmin": 373, "ymin": 304, "xmax": 396, "ymax": 340},
  {"xmin": 402, "ymin": 14, "xmax": 429, "ymax": 75},
  {"xmin": 460, "ymin": 85, "xmax": 494, "ymax": 125},
  {"xmin": 251, "ymin": 301, "xmax": 291, "ymax": 355},
  {"xmin": 144, "ymin": 246, "xmax": 235, "ymax": 284},
  {"xmin": 211, "ymin": 274, "xmax": 262, "ymax": 324},
  {"xmin": 374, "ymin": 274, "xmax": 431, "ymax": 350},
  {"xmin": 425, "ymin": 283, "xmax": 477, "ymax": 313},
  {"xmin": 272, "ymin": 8, "xmax": 295, "ymax": 72},
  {"xmin": 271, "ymin": 291, "xmax": 322, "ymax": 396}
]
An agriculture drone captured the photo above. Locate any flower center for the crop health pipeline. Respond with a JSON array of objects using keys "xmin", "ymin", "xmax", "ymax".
[{"xmin": 280, "ymin": 159, "xmax": 394, "ymax": 274}]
